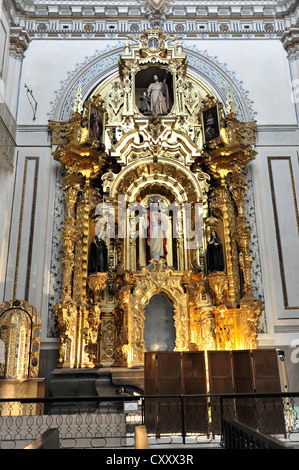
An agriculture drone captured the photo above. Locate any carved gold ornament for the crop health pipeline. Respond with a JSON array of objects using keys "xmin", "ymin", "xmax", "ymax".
[{"xmin": 49, "ymin": 28, "xmax": 262, "ymax": 369}]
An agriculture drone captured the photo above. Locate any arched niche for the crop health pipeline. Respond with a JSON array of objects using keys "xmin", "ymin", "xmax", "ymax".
[
  {"xmin": 144, "ymin": 293, "xmax": 176, "ymax": 353},
  {"xmin": 108, "ymin": 159, "xmax": 209, "ymax": 272},
  {"xmin": 135, "ymin": 65, "xmax": 174, "ymax": 116},
  {"xmin": 110, "ymin": 158, "xmax": 205, "ymax": 203},
  {"xmin": 128, "ymin": 265, "xmax": 190, "ymax": 366}
]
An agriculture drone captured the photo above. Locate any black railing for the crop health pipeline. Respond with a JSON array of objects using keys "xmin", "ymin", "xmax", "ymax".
[
  {"xmin": 0, "ymin": 393, "xmax": 298, "ymax": 449},
  {"xmin": 222, "ymin": 418, "xmax": 288, "ymax": 449}
]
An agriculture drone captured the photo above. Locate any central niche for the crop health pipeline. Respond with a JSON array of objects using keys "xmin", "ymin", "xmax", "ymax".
[
  {"xmin": 135, "ymin": 66, "xmax": 174, "ymax": 116},
  {"xmin": 144, "ymin": 293, "xmax": 175, "ymax": 352}
]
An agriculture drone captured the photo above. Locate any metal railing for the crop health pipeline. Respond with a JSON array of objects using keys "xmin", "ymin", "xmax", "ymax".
[
  {"xmin": 0, "ymin": 393, "xmax": 298, "ymax": 449},
  {"xmin": 222, "ymin": 418, "xmax": 288, "ymax": 449}
]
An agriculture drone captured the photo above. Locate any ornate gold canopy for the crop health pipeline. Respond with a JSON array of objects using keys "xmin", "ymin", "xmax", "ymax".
[{"xmin": 49, "ymin": 28, "xmax": 263, "ymax": 369}]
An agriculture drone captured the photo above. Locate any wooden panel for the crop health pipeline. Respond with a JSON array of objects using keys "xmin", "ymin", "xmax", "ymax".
[
  {"xmin": 156, "ymin": 352, "xmax": 182, "ymax": 434},
  {"xmin": 182, "ymin": 352, "xmax": 209, "ymax": 434},
  {"xmin": 156, "ymin": 397, "xmax": 182, "ymax": 434},
  {"xmin": 144, "ymin": 349, "xmax": 285, "ymax": 437},
  {"xmin": 232, "ymin": 350, "xmax": 256, "ymax": 428},
  {"xmin": 232, "ymin": 350, "xmax": 254, "ymax": 393},
  {"xmin": 182, "ymin": 351, "xmax": 207, "ymax": 393},
  {"xmin": 208, "ymin": 351, "xmax": 234, "ymax": 436},
  {"xmin": 251, "ymin": 349, "xmax": 282, "ymax": 393},
  {"xmin": 156, "ymin": 351, "xmax": 181, "ymax": 395},
  {"xmin": 144, "ymin": 353, "xmax": 158, "ymax": 433},
  {"xmin": 144, "ymin": 352, "xmax": 157, "ymax": 395},
  {"xmin": 144, "ymin": 397, "xmax": 158, "ymax": 434},
  {"xmin": 208, "ymin": 351, "xmax": 234, "ymax": 393},
  {"xmin": 251, "ymin": 349, "xmax": 285, "ymax": 435},
  {"xmin": 144, "ymin": 351, "xmax": 209, "ymax": 435},
  {"xmin": 144, "ymin": 352, "xmax": 182, "ymax": 435},
  {"xmin": 144, "ymin": 352, "xmax": 157, "ymax": 380}
]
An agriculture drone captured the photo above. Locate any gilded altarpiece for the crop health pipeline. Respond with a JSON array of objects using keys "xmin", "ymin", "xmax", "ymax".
[{"xmin": 49, "ymin": 29, "xmax": 263, "ymax": 369}]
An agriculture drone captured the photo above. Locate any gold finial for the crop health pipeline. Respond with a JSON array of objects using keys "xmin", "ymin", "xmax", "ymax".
[
  {"xmin": 72, "ymin": 82, "xmax": 83, "ymax": 115},
  {"xmin": 226, "ymin": 85, "xmax": 236, "ymax": 115}
]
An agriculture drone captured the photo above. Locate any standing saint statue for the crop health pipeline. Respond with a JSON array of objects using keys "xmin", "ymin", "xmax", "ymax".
[
  {"xmin": 139, "ymin": 91, "xmax": 151, "ymax": 115},
  {"xmin": 88, "ymin": 219, "xmax": 108, "ymax": 273},
  {"xmin": 207, "ymin": 230, "xmax": 225, "ymax": 272},
  {"xmin": 90, "ymin": 109, "xmax": 103, "ymax": 142},
  {"xmin": 146, "ymin": 201, "xmax": 168, "ymax": 263},
  {"xmin": 147, "ymin": 75, "xmax": 169, "ymax": 115}
]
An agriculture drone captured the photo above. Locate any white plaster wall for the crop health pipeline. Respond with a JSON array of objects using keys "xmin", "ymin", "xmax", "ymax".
[
  {"xmin": 0, "ymin": 6, "xmax": 19, "ymax": 307},
  {"xmin": 16, "ymin": 37, "xmax": 297, "ymax": 127},
  {"xmin": 0, "ymin": 2, "xmax": 10, "ymax": 101},
  {"xmin": 254, "ymin": 146, "xmax": 299, "ymax": 320},
  {"xmin": 251, "ymin": 133, "xmax": 299, "ymax": 351},
  {"xmin": 3, "ymin": 145, "xmax": 56, "ymax": 343},
  {"xmin": 16, "ymin": 38, "xmax": 120, "ymax": 125},
  {"xmin": 0, "ymin": 165, "xmax": 16, "ymax": 303},
  {"xmin": 185, "ymin": 38, "xmax": 297, "ymax": 126}
]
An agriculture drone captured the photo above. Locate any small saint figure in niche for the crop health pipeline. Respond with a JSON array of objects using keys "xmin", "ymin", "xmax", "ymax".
[
  {"xmin": 205, "ymin": 112, "xmax": 217, "ymax": 141},
  {"xmin": 147, "ymin": 75, "xmax": 169, "ymax": 115},
  {"xmin": 145, "ymin": 200, "xmax": 168, "ymax": 264},
  {"xmin": 88, "ymin": 219, "xmax": 108, "ymax": 274},
  {"xmin": 207, "ymin": 230, "xmax": 225, "ymax": 272},
  {"xmin": 203, "ymin": 106, "xmax": 220, "ymax": 143},
  {"xmin": 139, "ymin": 91, "xmax": 151, "ymax": 115},
  {"xmin": 90, "ymin": 109, "xmax": 103, "ymax": 142}
]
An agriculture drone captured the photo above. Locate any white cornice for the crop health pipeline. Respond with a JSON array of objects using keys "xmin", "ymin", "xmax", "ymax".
[{"xmin": 3, "ymin": 0, "xmax": 299, "ymax": 43}]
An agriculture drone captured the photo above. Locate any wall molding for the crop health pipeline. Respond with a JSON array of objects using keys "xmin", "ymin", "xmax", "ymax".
[{"xmin": 268, "ymin": 156, "xmax": 299, "ymax": 311}]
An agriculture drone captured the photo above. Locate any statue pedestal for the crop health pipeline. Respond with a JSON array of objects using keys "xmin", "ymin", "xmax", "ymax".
[
  {"xmin": 49, "ymin": 367, "xmax": 144, "ymax": 409},
  {"xmin": 50, "ymin": 368, "xmax": 99, "ymax": 397},
  {"xmin": 95, "ymin": 367, "xmax": 144, "ymax": 397}
]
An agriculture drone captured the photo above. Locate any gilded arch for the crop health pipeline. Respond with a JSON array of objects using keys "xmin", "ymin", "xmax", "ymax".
[
  {"xmin": 128, "ymin": 262, "xmax": 190, "ymax": 365},
  {"xmin": 110, "ymin": 158, "xmax": 208, "ymax": 202}
]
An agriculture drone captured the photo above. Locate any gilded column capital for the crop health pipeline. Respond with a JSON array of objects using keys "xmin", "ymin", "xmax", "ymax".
[
  {"xmin": 181, "ymin": 269, "xmax": 206, "ymax": 302},
  {"xmin": 87, "ymin": 272, "xmax": 108, "ymax": 304},
  {"xmin": 208, "ymin": 272, "xmax": 229, "ymax": 306},
  {"xmin": 228, "ymin": 171, "xmax": 247, "ymax": 217}
]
